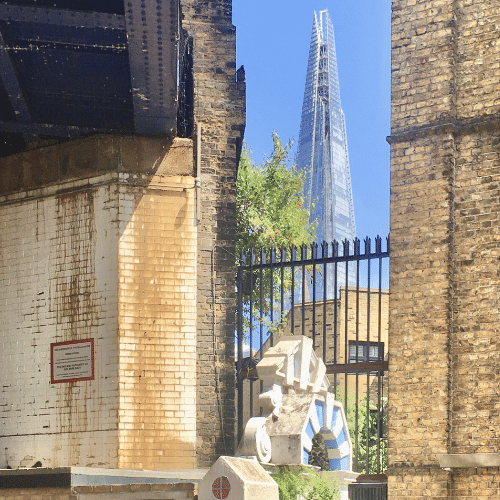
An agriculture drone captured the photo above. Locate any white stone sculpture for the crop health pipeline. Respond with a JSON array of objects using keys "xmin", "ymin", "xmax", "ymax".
[{"xmin": 238, "ymin": 336, "xmax": 353, "ymax": 471}]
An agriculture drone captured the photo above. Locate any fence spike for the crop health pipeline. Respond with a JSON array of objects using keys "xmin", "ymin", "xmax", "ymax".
[
  {"xmin": 322, "ymin": 240, "xmax": 328, "ymax": 259},
  {"xmin": 343, "ymin": 239, "xmax": 350, "ymax": 257},
  {"xmin": 301, "ymin": 244, "xmax": 307, "ymax": 260},
  {"xmin": 354, "ymin": 237, "xmax": 361, "ymax": 256},
  {"xmin": 364, "ymin": 236, "xmax": 371, "ymax": 255}
]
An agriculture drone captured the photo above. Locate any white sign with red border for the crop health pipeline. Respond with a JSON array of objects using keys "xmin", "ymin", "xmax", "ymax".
[{"xmin": 51, "ymin": 339, "xmax": 94, "ymax": 383}]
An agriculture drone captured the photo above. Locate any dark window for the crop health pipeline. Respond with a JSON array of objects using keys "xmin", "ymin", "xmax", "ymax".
[{"xmin": 348, "ymin": 341, "xmax": 384, "ymax": 363}]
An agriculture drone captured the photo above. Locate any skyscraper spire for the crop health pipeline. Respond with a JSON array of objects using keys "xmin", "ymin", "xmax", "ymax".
[{"xmin": 297, "ymin": 9, "xmax": 356, "ymax": 292}]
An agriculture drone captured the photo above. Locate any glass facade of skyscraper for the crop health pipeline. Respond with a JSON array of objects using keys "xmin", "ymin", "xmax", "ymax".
[{"xmin": 297, "ymin": 9, "xmax": 356, "ymax": 295}]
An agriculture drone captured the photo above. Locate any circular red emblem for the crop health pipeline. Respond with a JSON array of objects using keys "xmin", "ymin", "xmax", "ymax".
[{"xmin": 212, "ymin": 476, "xmax": 231, "ymax": 499}]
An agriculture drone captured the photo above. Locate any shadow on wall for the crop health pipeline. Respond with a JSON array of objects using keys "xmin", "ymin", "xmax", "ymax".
[{"xmin": 0, "ymin": 135, "xmax": 199, "ymax": 470}]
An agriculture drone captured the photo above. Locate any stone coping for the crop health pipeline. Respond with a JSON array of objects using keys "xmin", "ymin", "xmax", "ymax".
[
  {"xmin": 438, "ymin": 453, "xmax": 500, "ymax": 469},
  {"xmin": 0, "ymin": 467, "xmax": 208, "ymax": 488}
]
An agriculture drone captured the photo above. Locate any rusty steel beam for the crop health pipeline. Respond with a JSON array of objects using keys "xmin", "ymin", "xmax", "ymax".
[{"xmin": 124, "ymin": 0, "xmax": 178, "ymax": 135}]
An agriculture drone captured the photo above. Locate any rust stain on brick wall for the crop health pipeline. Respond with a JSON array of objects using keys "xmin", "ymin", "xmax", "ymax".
[{"xmin": 54, "ymin": 191, "xmax": 98, "ymax": 463}]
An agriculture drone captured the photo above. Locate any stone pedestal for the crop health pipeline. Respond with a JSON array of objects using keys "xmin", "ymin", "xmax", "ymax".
[{"xmin": 198, "ymin": 457, "xmax": 278, "ymax": 500}]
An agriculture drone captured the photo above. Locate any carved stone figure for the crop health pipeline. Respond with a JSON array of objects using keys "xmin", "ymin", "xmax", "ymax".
[{"xmin": 238, "ymin": 336, "xmax": 352, "ymax": 471}]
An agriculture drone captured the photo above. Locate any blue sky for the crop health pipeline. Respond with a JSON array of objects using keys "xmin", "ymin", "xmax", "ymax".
[{"xmin": 232, "ymin": 1, "xmax": 391, "ymax": 242}]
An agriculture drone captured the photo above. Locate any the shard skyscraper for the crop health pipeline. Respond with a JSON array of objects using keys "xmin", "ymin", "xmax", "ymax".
[{"xmin": 297, "ymin": 9, "xmax": 356, "ymax": 294}]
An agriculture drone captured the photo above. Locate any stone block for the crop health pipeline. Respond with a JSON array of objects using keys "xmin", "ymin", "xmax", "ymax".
[{"xmin": 198, "ymin": 456, "xmax": 278, "ymax": 500}]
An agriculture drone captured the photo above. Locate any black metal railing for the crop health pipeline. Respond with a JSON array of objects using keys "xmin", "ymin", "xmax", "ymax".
[
  {"xmin": 236, "ymin": 236, "xmax": 389, "ymax": 477},
  {"xmin": 349, "ymin": 482, "xmax": 388, "ymax": 500}
]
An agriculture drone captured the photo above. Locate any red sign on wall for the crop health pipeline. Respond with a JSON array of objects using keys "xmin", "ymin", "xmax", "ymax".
[{"xmin": 51, "ymin": 339, "xmax": 95, "ymax": 384}]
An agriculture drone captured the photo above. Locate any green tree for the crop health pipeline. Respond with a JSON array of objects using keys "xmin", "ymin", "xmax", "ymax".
[
  {"xmin": 273, "ymin": 467, "xmax": 341, "ymax": 500},
  {"xmin": 345, "ymin": 395, "xmax": 388, "ymax": 474},
  {"xmin": 236, "ymin": 134, "xmax": 315, "ymax": 255},
  {"xmin": 236, "ymin": 134, "xmax": 316, "ymax": 338}
]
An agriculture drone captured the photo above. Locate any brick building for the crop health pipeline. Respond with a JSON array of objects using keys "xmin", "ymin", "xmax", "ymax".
[
  {"xmin": 0, "ymin": 0, "xmax": 244, "ymax": 470},
  {"xmin": 389, "ymin": 0, "xmax": 500, "ymax": 498}
]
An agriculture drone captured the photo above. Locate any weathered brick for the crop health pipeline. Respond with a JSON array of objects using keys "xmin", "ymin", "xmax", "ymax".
[{"xmin": 390, "ymin": 0, "xmax": 500, "ymax": 497}]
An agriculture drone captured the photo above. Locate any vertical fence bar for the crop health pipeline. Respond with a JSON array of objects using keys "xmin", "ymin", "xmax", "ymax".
[
  {"xmin": 377, "ymin": 236, "xmax": 385, "ymax": 474},
  {"xmin": 259, "ymin": 248, "xmax": 265, "ymax": 357},
  {"xmin": 354, "ymin": 238, "xmax": 360, "ymax": 471},
  {"xmin": 270, "ymin": 247, "xmax": 275, "ymax": 348},
  {"xmin": 236, "ymin": 257, "xmax": 244, "ymax": 442},
  {"xmin": 332, "ymin": 241, "xmax": 338, "ymax": 392},
  {"xmin": 301, "ymin": 245, "xmax": 306, "ymax": 338},
  {"xmin": 280, "ymin": 246, "xmax": 285, "ymax": 337},
  {"xmin": 366, "ymin": 238, "xmax": 373, "ymax": 473},
  {"xmin": 377, "ymin": 369, "xmax": 383, "ymax": 474},
  {"xmin": 343, "ymin": 240, "xmax": 349, "ymax": 412},
  {"xmin": 323, "ymin": 241, "xmax": 328, "ymax": 364},
  {"xmin": 249, "ymin": 249, "xmax": 255, "ymax": 418},
  {"xmin": 259, "ymin": 248, "xmax": 265, "ymax": 413},
  {"xmin": 291, "ymin": 246, "xmax": 296, "ymax": 334},
  {"xmin": 366, "ymin": 362, "xmax": 371, "ymax": 473},
  {"xmin": 312, "ymin": 243, "xmax": 317, "ymax": 351},
  {"xmin": 355, "ymin": 358, "xmax": 359, "ymax": 471},
  {"xmin": 366, "ymin": 237, "xmax": 371, "ymax": 349}
]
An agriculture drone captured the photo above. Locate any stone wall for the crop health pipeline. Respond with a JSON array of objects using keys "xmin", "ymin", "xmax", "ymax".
[
  {"xmin": 181, "ymin": 0, "xmax": 246, "ymax": 466},
  {"xmin": 389, "ymin": 0, "xmax": 500, "ymax": 497}
]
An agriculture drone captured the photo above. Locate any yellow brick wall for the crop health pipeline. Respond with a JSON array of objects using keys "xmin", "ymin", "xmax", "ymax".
[
  {"xmin": 284, "ymin": 288, "xmax": 389, "ymax": 366},
  {"xmin": 389, "ymin": 134, "xmax": 453, "ymax": 468},
  {"xmin": 390, "ymin": 0, "xmax": 500, "ymax": 497},
  {"xmin": 117, "ymin": 175, "xmax": 198, "ymax": 470}
]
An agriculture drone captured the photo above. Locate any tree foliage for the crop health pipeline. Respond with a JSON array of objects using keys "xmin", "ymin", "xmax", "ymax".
[
  {"xmin": 273, "ymin": 467, "xmax": 341, "ymax": 500},
  {"xmin": 235, "ymin": 134, "xmax": 316, "ymax": 339},
  {"xmin": 345, "ymin": 395, "xmax": 388, "ymax": 474},
  {"xmin": 236, "ymin": 134, "xmax": 315, "ymax": 259}
]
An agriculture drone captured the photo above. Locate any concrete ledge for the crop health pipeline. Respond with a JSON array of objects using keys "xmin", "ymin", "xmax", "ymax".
[
  {"xmin": 438, "ymin": 453, "xmax": 500, "ymax": 469},
  {"xmin": 0, "ymin": 467, "xmax": 208, "ymax": 488}
]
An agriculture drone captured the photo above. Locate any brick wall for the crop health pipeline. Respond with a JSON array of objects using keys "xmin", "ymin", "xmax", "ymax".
[
  {"xmin": 0, "ymin": 136, "xmax": 198, "ymax": 469},
  {"xmin": 284, "ymin": 288, "xmax": 389, "ymax": 365},
  {"xmin": 389, "ymin": 0, "xmax": 500, "ymax": 497},
  {"xmin": 181, "ymin": 0, "xmax": 246, "ymax": 466},
  {"xmin": 117, "ymin": 175, "xmax": 197, "ymax": 470},
  {"xmin": 0, "ymin": 0, "xmax": 245, "ymax": 470},
  {"xmin": 0, "ymin": 176, "xmax": 121, "ymax": 468}
]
